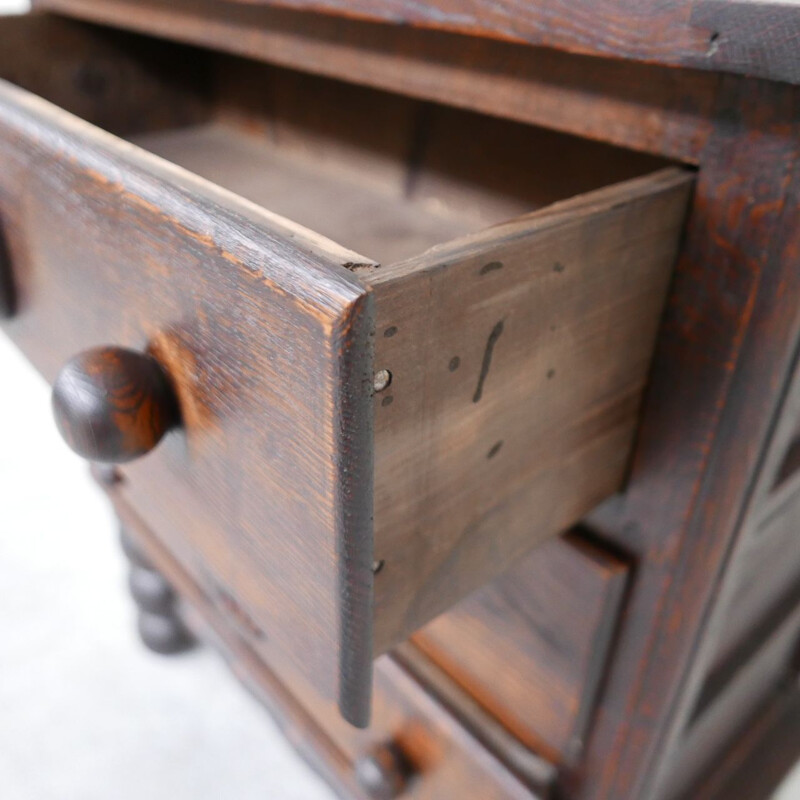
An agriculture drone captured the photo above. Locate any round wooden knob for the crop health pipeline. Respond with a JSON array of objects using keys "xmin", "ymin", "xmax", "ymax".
[
  {"xmin": 52, "ymin": 346, "xmax": 179, "ymax": 463},
  {"xmin": 354, "ymin": 743, "xmax": 410, "ymax": 800}
]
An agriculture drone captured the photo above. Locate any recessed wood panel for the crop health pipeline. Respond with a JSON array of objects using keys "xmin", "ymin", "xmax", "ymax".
[{"xmin": 412, "ymin": 531, "xmax": 630, "ymax": 762}]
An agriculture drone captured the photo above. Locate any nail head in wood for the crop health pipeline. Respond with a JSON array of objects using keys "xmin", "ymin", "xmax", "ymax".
[
  {"xmin": 52, "ymin": 346, "xmax": 179, "ymax": 463},
  {"xmin": 354, "ymin": 742, "xmax": 410, "ymax": 800},
  {"xmin": 374, "ymin": 369, "xmax": 392, "ymax": 393}
]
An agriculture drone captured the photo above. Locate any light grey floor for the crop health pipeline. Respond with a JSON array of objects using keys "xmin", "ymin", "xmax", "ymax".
[
  {"xmin": 0, "ymin": 335, "xmax": 336, "ymax": 799},
  {"xmin": 0, "ymin": 2, "xmax": 798, "ymax": 796}
]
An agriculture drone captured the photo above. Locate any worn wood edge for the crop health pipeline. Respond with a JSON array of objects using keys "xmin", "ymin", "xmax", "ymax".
[
  {"xmin": 334, "ymin": 289, "xmax": 375, "ymax": 728},
  {"xmin": 108, "ymin": 494, "xmax": 361, "ymax": 797},
  {"xmin": 395, "ymin": 642, "xmax": 557, "ymax": 796},
  {"xmin": 0, "ymin": 72, "xmax": 379, "ymax": 722},
  {"xmin": 29, "ymin": 1, "xmax": 713, "ymax": 162},
  {"xmin": 106, "ymin": 492, "xmax": 540, "ymax": 797},
  {"xmin": 561, "ymin": 530, "xmax": 632, "ymax": 765},
  {"xmin": 223, "ymin": 0, "xmax": 800, "ymax": 86},
  {"xmin": 0, "ymin": 76, "xmax": 379, "ymax": 292},
  {"xmin": 367, "ymin": 167, "xmax": 695, "ymax": 285}
]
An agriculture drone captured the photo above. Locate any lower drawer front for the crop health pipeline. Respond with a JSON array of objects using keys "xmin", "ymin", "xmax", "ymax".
[
  {"xmin": 413, "ymin": 531, "xmax": 630, "ymax": 763},
  {"xmin": 116, "ymin": 493, "xmax": 542, "ymax": 800},
  {"xmin": 0, "ymin": 15, "xmax": 692, "ymax": 725}
]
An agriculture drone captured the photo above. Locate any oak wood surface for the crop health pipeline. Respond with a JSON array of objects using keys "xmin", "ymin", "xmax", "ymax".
[
  {"xmin": 370, "ymin": 168, "xmax": 692, "ymax": 649},
  {"xmin": 0, "ymin": 15, "xmax": 693, "ymax": 728},
  {"xmin": 0, "ymin": 71, "xmax": 376, "ymax": 724},
  {"xmin": 112, "ymin": 493, "xmax": 545, "ymax": 800},
  {"xmin": 3, "ymin": 10, "xmax": 800, "ymax": 800},
  {"xmin": 664, "ymin": 600, "xmax": 800, "ymax": 800},
  {"xmin": 29, "ymin": 0, "xmax": 718, "ymax": 161},
  {"xmin": 412, "ymin": 532, "xmax": 630, "ymax": 764},
  {"xmin": 579, "ymin": 77, "xmax": 800, "ymax": 800},
  {"xmin": 224, "ymin": 0, "xmax": 800, "ymax": 85}
]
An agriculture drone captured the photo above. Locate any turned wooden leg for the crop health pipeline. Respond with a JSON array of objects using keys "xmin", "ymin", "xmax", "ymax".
[{"xmin": 119, "ymin": 526, "xmax": 194, "ymax": 655}]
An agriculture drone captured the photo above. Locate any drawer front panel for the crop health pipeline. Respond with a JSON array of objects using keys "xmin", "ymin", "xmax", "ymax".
[
  {"xmin": 0, "ymin": 73, "xmax": 375, "ymax": 723},
  {"xmin": 116, "ymin": 495, "xmax": 544, "ymax": 799},
  {"xmin": 412, "ymin": 531, "xmax": 630, "ymax": 762}
]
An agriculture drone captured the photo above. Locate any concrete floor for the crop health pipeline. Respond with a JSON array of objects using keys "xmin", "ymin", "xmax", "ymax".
[{"xmin": 0, "ymin": 2, "xmax": 798, "ymax": 795}]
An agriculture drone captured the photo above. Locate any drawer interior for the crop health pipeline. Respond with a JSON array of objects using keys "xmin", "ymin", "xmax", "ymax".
[
  {"xmin": 0, "ymin": 15, "xmax": 693, "ymax": 725},
  {"xmin": 132, "ymin": 58, "xmax": 669, "ymax": 266},
  {"xmin": 412, "ymin": 529, "xmax": 630, "ymax": 764},
  {"xmin": 6, "ymin": 17, "xmax": 668, "ymax": 265}
]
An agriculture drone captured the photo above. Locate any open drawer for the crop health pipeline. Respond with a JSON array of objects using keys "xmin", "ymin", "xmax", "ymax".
[{"xmin": 0, "ymin": 15, "xmax": 693, "ymax": 725}]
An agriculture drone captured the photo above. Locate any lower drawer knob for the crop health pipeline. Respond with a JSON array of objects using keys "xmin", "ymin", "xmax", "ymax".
[
  {"xmin": 354, "ymin": 743, "xmax": 411, "ymax": 799},
  {"xmin": 52, "ymin": 346, "xmax": 179, "ymax": 463}
]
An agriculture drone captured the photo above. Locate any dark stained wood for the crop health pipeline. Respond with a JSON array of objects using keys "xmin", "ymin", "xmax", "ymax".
[
  {"xmin": 128, "ymin": 562, "xmax": 176, "ymax": 614},
  {"xmin": 112, "ymin": 495, "xmax": 546, "ymax": 800},
  {"xmin": 0, "ymin": 65, "xmax": 375, "ymax": 725},
  {"xmin": 0, "ymin": 14, "xmax": 694, "ymax": 731},
  {"xmin": 370, "ymin": 169, "xmax": 691, "ymax": 650},
  {"xmin": 412, "ymin": 531, "xmax": 630, "ymax": 764},
  {"xmin": 5, "ymin": 7, "xmax": 800, "ymax": 799},
  {"xmin": 676, "ymin": 688, "xmax": 800, "ymax": 800},
  {"xmin": 0, "ymin": 13, "xmax": 210, "ymax": 136},
  {"xmin": 137, "ymin": 609, "xmax": 195, "ymax": 654},
  {"xmin": 706, "ymin": 489, "xmax": 800, "ymax": 675},
  {"xmin": 119, "ymin": 526, "xmax": 195, "ymax": 654},
  {"xmin": 224, "ymin": 0, "xmax": 800, "ymax": 85},
  {"xmin": 577, "ymin": 78, "xmax": 800, "ymax": 800},
  {"xmin": 664, "ymin": 600, "xmax": 800, "ymax": 800},
  {"xmin": 52, "ymin": 346, "xmax": 180, "ymax": 463},
  {"xmin": 30, "ymin": 0, "xmax": 718, "ymax": 161}
]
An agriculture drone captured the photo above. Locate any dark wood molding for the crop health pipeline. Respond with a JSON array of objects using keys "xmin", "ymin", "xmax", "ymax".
[{"xmin": 225, "ymin": 0, "xmax": 800, "ymax": 86}]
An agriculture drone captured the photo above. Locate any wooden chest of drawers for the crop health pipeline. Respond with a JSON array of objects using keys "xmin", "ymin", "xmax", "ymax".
[{"xmin": 1, "ymin": 2, "xmax": 799, "ymax": 799}]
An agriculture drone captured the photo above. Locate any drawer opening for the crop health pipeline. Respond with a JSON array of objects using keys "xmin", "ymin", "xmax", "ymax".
[
  {"xmin": 5, "ymin": 17, "xmax": 672, "ymax": 265},
  {"xmin": 134, "ymin": 54, "xmax": 674, "ymax": 266}
]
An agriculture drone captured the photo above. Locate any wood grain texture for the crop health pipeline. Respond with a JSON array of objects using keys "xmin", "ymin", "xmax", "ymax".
[
  {"xmin": 706, "ymin": 489, "xmax": 800, "ymax": 678},
  {"xmin": 0, "ymin": 13, "xmax": 210, "ymax": 136},
  {"xmin": 0, "ymin": 73, "xmax": 376, "ymax": 725},
  {"xmin": 29, "ymin": 0, "xmax": 717, "ymax": 161},
  {"xmin": 665, "ymin": 600, "xmax": 800, "ymax": 800},
  {"xmin": 412, "ymin": 531, "xmax": 630, "ymax": 764},
  {"xmin": 224, "ymin": 0, "xmax": 800, "ymax": 85},
  {"xmin": 576, "ymin": 78, "xmax": 800, "ymax": 800},
  {"xmin": 0, "ymin": 15, "xmax": 692, "ymax": 725},
  {"xmin": 675, "ymin": 688, "xmax": 800, "ymax": 800},
  {"xmin": 370, "ymin": 168, "xmax": 692, "ymax": 650},
  {"xmin": 52, "ymin": 346, "xmax": 180, "ymax": 463},
  {"xmin": 112, "ymin": 495, "xmax": 545, "ymax": 800}
]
